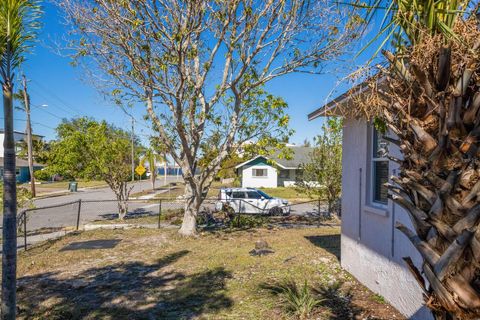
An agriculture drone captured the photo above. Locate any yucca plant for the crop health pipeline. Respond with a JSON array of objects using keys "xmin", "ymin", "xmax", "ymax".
[
  {"xmin": 0, "ymin": 1, "xmax": 41, "ymax": 319},
  {"xmin": 347, "ymin": 1, "xmax": 480, "ymax": 319},
  {"xmin": 268, "ymin": 279, "xmax": 322, "ymax": 319}
]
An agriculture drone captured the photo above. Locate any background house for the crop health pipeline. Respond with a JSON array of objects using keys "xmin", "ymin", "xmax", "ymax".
[
  {"xmin": 0, "ymin": 158, "xmax": 44, "ymax": 183},
  {"xmin": 0, "ymin": 129, "xmax": 45, "ymax": 183},
  {"xmin": 0, "ymin": 129, "xmax": 44, "ymax": 155},
  {"xmin": 308, "ymin": 86, "xmax": 433, "ymax": 320},
  {"xmin": 235, "ymin": 146, "xmax": 312, "ymax": 188}
]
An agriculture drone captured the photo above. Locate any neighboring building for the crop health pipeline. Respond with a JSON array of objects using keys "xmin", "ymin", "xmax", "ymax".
[
  {"xmin": 308, "ymin": 84, "xmax": 433, "ymax": 320},
  {"xmin": 0, "ymin": 158, "xmax": 44, "ymax": 183},
  {"xmin": 0, "ymin": 129, "xmax": 44, "ymax": 156},
  {"xmin": 0, "ymin": 130, "xmax": 45, "ymax": 183},
  {"xmin": 235, "ymin": 146, "xmax": 312, "ymax": 188}
]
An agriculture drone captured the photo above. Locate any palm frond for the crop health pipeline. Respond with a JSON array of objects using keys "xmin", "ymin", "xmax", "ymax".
[
  {"xmin": 0, "ymin": 0, "xmax": 42, "ymax": 82},
  {"xmin": 345, "ymin": 0, "xmax": 475, "ymax": 58}
]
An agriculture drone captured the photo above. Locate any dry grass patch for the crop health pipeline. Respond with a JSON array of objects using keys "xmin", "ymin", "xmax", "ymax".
[{"xmin": 16, "ymin": 227, "xmax": 404, "ymax": 319}]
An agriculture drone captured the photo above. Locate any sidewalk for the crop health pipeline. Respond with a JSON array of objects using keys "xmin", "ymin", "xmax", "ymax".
[{"xmin": 13, "ymin": 223, "xmax": 178, "ymax": 252}]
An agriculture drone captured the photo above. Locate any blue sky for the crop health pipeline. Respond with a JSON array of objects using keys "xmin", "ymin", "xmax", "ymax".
[{"xmin": 14, "ymin": 2, "xmax": 374, "ymax": 146}]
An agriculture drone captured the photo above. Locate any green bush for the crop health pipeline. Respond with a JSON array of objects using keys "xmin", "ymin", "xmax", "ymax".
[
  {"xmin": 34, "ymin": 168, "xmax": 52, "ymax": 181},
  {"xmin": 228, "ymin": 214, "xmax": 266, "ymax": 229},
  {"xmin": 0, "ymin": 184, "xmax": 34, "ymax": 213}
]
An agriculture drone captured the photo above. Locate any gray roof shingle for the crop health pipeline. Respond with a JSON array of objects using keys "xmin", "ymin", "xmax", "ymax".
[
  {"xmin": 237, "ymin": 146, "xmax": 313, "ymax": 169},
  {"xmin": 272, "ymin": 146, "xmax": 313, "ymax": 168}
]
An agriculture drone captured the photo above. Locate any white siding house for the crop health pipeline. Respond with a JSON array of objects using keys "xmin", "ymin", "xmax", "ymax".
[
  {"xmin": 0, "ymin": 130, "xmax": 44, "ymax": 156},
  {"xmin": 235, "ymin": 146, "xmax": 311, "ymax": 188},
  {"xmin": 308, "ymin": 89, "xmax": 434, "ymax": 320}
]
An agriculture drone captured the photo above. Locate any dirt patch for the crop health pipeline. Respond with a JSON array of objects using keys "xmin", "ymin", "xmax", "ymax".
[{"xmin": 16, "ymin": 227, "xmax": 405, "ymax": 319}]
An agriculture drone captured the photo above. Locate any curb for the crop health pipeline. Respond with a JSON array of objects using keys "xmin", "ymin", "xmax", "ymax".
[{"xmin": 34, "ymin": 184, "xmax": 109, "ymax": 200}]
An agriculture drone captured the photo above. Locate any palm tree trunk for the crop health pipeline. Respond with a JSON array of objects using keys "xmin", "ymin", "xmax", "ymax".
[
  {"xmin": 2, "ymin": 82, "xmax": 18, "ymax": 320},
  {"xmin": 368, "ymin": 27, "xmax": 480, "ymax": 319},
  {"xmin": 164, "ymin": 156, "xmax": 167, "ymax": 186}
]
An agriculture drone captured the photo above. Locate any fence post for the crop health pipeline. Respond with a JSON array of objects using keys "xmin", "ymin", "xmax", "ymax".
[
  {"xmin": 76, "ymin": 199, "xmax": 82, "ymax": 231},
  {"xmin": 23, "ymin": 211, "xmax": 27, "ymax": 251},
  {"xmin": 157, "ymin": 199, "xmax": 162, "ymax": 229}
]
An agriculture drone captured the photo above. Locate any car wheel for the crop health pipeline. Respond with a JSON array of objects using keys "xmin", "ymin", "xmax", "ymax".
[{"xmin": 268, "ymin": 206, "xmax": 283, "ymax": 216}]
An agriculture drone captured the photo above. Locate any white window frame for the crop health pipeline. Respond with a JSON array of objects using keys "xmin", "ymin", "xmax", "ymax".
[
  {"xmin": 370, "ymin": 127, "xmax": 389, "ymax": 207},
  {"xmin": 252, "ymin": 168, "xmax": 268, "ymax": 178}
]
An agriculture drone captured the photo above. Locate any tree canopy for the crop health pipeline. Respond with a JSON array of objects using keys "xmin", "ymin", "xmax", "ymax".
[
  {"xmin": 59, "ymin": 0, "xmax": 362, "ymax": 235},
  {"xmin": 296, "ymin": 118, "xmax": 342, "ymax": 214}
]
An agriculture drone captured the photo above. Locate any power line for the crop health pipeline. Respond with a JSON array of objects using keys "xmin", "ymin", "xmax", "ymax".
[
  {"xmin": 32, "ymin": 105, "xmax": 65, "ymax": 120},
  {"xmin": 30, "ymin": 79, "xmax": 84, "ymax": 116},
  {"xmin": 28, "ymin": 86, "xmax": 81, "ymax": 117},
  {"xmin": 0, "ymin": 118, "xmax": 56, "ymax": 130}
]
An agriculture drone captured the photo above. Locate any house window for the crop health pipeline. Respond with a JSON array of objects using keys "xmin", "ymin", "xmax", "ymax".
[
  {"xmin": 252, "ymin": 168, "xmax": 267, "ymax": 177},
  {"xmin": 0, "ymin": 168, "xmax": 20, "ymax": 176},
  {"xmin": 279, "ymin": 170, "xmax": 289, "ymax": 178},
  {"xmin": 371, "ymin": 128, "xmax": 389, "ymax": 205}
]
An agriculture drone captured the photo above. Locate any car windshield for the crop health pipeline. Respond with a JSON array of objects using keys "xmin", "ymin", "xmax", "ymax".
[{"xmin": 256, "ymin": 190, "xmax": 272, "ymax": 199}]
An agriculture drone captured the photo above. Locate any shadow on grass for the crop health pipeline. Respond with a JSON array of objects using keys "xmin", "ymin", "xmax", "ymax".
[
  {"xmin": 17, "ymin": 250, "xmax": 233, "ymax": 319},
  {"xmin": 314, "ymin": 283, "xmax": 364, "ymax": 320},
  {"xmin": 304, "ymin": 234, "xmax": 340, "ymax": 261}
]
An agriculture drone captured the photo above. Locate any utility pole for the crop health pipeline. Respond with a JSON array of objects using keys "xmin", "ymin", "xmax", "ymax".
[
  {"xmin": 22, "ymin": 75, "xmax": 36, "ymax": 197},
  {"xmin": 131, "ymin": 116, "xmax": 135, "ymax": 182}
]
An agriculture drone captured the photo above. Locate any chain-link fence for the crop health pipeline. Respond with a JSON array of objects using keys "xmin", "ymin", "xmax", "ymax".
[{"xmin": 14, "ymin": 195, "xmax": 337, "ymax": 250}]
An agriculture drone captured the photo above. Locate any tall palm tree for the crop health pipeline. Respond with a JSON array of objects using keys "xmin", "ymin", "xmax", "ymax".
[
  {"xmin": 150, "ymin": 136, "xmax": 170, "ymax": 188},
  {"xmin": 0, "ymin": 1, "xmax": 40, "ymax": 319},
  {"xmin": 140, "ymin": 148, "xmax": 165, "ymax": 190},
  {"xmin": 351, "ymin": 1, "xmax": 480, "ymax": 319}
]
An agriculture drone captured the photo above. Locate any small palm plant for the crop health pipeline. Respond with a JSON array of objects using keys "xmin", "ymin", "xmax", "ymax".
[
  {"xmin": 347, "ymin": 0, "xmax": 480, "ymax": 319},
  {"xmin": 268, "ymin": 279, "xmax": 322, "ymax": 319},
  {"xmin": 0, "ymin": 0, "xmax": 41, "ymax": 318}
]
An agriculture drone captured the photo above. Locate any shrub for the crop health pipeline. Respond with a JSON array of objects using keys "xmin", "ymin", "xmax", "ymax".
[
  {"xmin": 34, "ymin": 168, "xmax": 52, "ymax": 181},
  {"xmin": 227, "ymin": 214, "xmax": 266, "ymax": 229}
]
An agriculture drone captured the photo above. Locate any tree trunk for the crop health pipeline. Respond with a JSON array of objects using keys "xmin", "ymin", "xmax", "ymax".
[
  {"xmin": 151, "ymin": 170, "xmax": 156, "ymax": 190},
  {"xmin": 2, "ymin": 82, "xmax": 17, "ymax": 320},
  {"xmin": 118, "ymin": 200, "xmax": 128, "ymax": 220},
  {"xmin": 179, "ymin": 183, "xmax": 201, "ymax": 236},
  {"xmin": 164, "ymin": 159, "xmax": 167, "ymax": 186}
]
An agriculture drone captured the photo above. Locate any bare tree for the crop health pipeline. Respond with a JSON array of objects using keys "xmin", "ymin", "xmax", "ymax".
[{"xmin": 59, "ymin": 0, "xmax": 360, "ymax": 236}]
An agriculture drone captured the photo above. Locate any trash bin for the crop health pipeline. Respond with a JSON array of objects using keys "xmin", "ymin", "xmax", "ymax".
[{"xmin": 68, "ymin": 181, "xmax": 78, "ymax": 192}]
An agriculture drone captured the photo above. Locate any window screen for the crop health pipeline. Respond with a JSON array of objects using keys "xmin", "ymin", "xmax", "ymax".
[
  {"xmin": 279, "ymin": 170, "xmax": 289, "ymax": 178},
  {"xmin": 252, "ymin": 168, "xmax": 267, "ymax": 177},
  {"xmin": 372, "ymin": 128, "xmax": 389, "ymax": 205}
]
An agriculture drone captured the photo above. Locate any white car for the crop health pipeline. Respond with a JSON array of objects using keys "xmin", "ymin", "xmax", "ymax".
[{"xmin": 215, "ymin": 188, "xmax": 290, "ymax": 215}]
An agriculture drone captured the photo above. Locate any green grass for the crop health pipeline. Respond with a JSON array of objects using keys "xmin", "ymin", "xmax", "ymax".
[
  {"xmin": 370, "ymin": 293, "xmax": 387, "ymax": 304},
  {"xmin": 32, "ymin": 180, "xmax": 107, "ymax": 191},
  {"xmin": 15, "ymin": 227, "xmax": 402, "ymax": 320},
  {"xmin": 259, "ymin": 187, "xmax": 311, "ymax": 202}
]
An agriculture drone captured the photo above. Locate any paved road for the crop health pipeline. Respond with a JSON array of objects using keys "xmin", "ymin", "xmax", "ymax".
[
  {"xmin": 2, "ymin": 176, "xmax": 182, "ymax": 234},
  {"xmin": 2, "ymin": 177, "xmax": 325, "ymax": 251}
]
